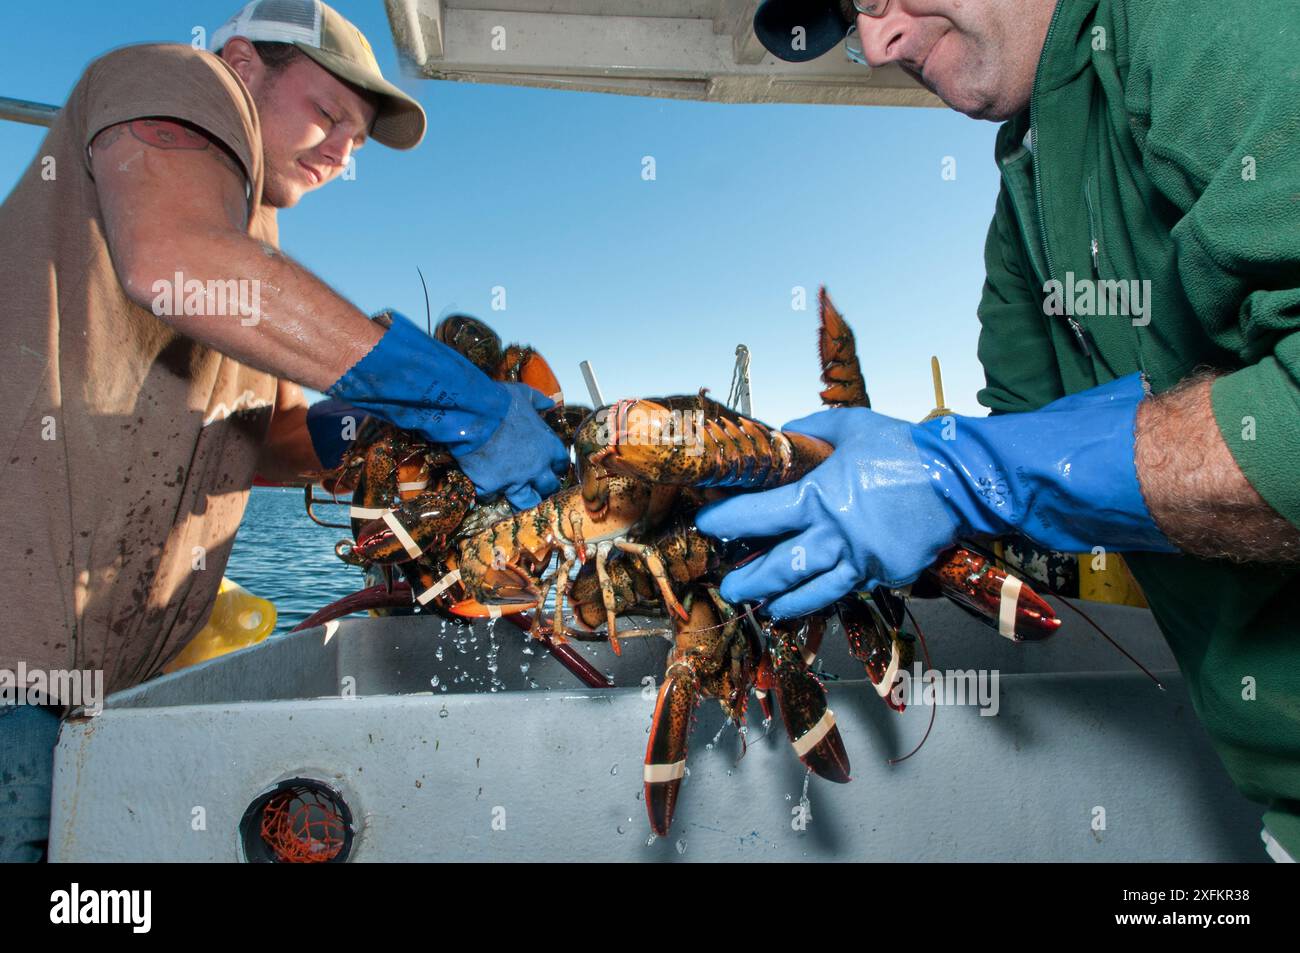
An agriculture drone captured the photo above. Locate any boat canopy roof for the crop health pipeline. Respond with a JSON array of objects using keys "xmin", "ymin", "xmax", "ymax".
[{"xmin": 381, "ymin": 0, "xmax": 940, "ymax": 106}]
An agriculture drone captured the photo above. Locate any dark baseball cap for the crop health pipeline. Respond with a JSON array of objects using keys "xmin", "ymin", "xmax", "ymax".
[{"xmin": 753, "ymin": 0, "xmax": 856, "ymax": 63}]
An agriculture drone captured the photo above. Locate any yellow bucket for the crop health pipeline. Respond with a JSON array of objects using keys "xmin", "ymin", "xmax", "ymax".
[{"xmin": 164, "ymin": 577, "xmax": 278, "ymax": 673}]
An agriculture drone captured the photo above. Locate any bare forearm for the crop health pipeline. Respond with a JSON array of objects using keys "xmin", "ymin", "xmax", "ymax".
[
  {"xmin": 1135, "ymin": 374, "xmax": 1300, "ymax": 562},
  {"xmin": 255, "ymin": 381, "xmax": 323, "ymax": 483},
  {"xmin": 92, "ymin": 118, "xmax": 383, "ymax": 392},
  {"xmin": 123, "ymin": 229, "xmax": 382, "ymax": 392}
]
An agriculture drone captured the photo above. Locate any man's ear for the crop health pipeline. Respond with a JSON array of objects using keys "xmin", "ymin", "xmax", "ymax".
[{"xmin": 220, "ymin": 37, "xmax": 262, "ymax": 91}]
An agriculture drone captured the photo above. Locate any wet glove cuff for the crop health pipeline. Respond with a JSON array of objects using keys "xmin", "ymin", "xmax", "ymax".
[
  {"xmin": 911, "ymin": 374, "xmax": 1177, "ymax": 554},
  {"xmin": 326, "ymin": 311, "xmax": 510, "ymax": 455}
]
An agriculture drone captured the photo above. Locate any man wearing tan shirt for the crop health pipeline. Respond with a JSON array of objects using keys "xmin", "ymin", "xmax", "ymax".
[{"xmin": 0, "ymin": 1, "xmax": 568, "ymax": 861}]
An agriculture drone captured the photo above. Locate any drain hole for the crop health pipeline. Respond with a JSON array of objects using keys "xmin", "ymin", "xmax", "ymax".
[{"xmin": 240, "ymin": 778, "xmax": 353, "ymax": 863}]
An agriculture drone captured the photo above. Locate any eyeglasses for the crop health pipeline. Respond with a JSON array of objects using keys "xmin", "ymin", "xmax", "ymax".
[{"xmin": 845, "ymin": 0, "xmax": 891, "ymax": 66}]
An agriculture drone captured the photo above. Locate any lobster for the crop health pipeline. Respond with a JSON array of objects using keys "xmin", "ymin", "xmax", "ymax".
[
  {"xmin": 302, "ymin": 314, "xmax": 590, "ymax": 624},
  {"xmin": 562, "ymin": 288, "xmax": 1063, "ymax": 834}
]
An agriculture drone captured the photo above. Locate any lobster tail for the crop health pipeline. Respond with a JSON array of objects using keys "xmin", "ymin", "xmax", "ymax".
[
  {"xmin": 594, "ymin": 398, "xmax": 834, "ymax": 491},
  {"xmin": 818, "ymin": 287, "xmax": 870, "ymax": 409}
]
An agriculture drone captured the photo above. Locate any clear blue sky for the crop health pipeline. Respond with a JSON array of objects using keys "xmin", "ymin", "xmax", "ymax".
[{"xmin": 0, "ymin": 1, "xmax": 1005, "ymax": 425}]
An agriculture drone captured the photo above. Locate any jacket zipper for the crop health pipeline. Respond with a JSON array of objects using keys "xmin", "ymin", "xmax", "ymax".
[
  {"xmin": 1030, "ymin": 6, "xmax": 1092, "ymax": 358},
  {"xmin": 1084, "ymin": 180, "xmax": 1101, "ymax": 278}
]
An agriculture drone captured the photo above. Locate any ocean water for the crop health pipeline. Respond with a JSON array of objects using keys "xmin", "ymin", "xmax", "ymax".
[{"xmin": 225, "ymin": 486, "xmax": 370, "ymax": 634}]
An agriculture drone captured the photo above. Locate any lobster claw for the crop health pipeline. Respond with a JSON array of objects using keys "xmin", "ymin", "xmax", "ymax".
[
  {"xmin": 644, "ymin": 665, "xmax": 700, "ymax": 837},
  {"xmin": 449, "ymin": 598, "xmax": 538, "ymax": 620},
  {"xmin": 768, "ymin": 625, "xmax": 851, "ymax": 784},
  {"xmin": 837, "ymin": 594, "xmax": 911, "ymax": 711}
]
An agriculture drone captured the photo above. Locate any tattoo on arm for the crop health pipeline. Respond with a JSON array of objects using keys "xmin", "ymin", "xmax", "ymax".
[
  {"xmin": 1136, "ymin": 372, "xmax": 1300, "ymax": 563},
  {"xmin": 91, "ymin": 123, "xmax": 127, "ymax": 150},
  {"xmin": 94, "ymin": 118, "xmax": 247, "ymax": 186}
]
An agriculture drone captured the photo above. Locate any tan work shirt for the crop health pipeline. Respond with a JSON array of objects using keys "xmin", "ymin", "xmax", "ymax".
[{"xmin": 0, "ymin": 44, "xmax": 279, "ymax": 697}]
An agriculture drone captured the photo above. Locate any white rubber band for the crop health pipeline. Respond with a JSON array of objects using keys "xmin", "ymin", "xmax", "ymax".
[
  {"xmin": 416, "ymin": 568, "xmax": 462, "ymax": 606},
  {"xmin": 397, "ymin": 479, "xmax": 429, "ymax": 493},
  {"xmin": 791, "ymin": 708, "xmax": 836, "ymax": 757},
  {"xmin": 349, "ymin": 505, "xmax": 389, "ymax": 520},
  {"xmin": 801, "ymin": 648, "xmax": 817, "ymax": 666},
  {"xmin": 549, "ymin": 391, "xmax": 563, "ymax": 403},
  {"xmin": 755, "ymin": 689, "xmax": 768, "ymax": 700},
  {"xmin": 487, "ymin": 603, "xmax": 502, "ymax": 619},
  {"xmin": 998, "ymin": 574, "xmax": 1024, "ymax": 640},
  {"xmin": 874, "ymin": 642, "xmax": 901, "ymax": 699},
  {"xmin": 644, "ymin": 760, "xmax": 686, "ymax": 783},
  {"xmin": 382, "ymin": 510, "xmax": 424, "ymax": 560}
]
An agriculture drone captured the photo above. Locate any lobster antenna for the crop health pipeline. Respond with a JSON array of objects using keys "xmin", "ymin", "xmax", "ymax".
[
  {"xmin": 888, "ymin": 601, "xmax": 935, "ymax": 765},
  {"xmin": 417, "ymin": 266, "xmax": 432, "ymax": 337}
]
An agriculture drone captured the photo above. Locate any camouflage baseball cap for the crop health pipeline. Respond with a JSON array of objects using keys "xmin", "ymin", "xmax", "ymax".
[{"xmin": 213, "ymin": 0, "xmax": 426, "ymax": 149}]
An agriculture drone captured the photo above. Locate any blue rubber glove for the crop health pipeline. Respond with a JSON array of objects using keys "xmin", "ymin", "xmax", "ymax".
[
  {"xmin": 694, "ymin": 374, "xmax": 1177, "ymax": 619},
  {"xmin": 327, "ymin": 311, "xmax": 568, "ymax": 509}
]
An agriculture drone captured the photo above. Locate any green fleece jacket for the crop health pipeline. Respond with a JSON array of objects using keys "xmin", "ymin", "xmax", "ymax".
[{"xmin": 976, "ymin": 0, "xmax": 1300, "ymax": 856}]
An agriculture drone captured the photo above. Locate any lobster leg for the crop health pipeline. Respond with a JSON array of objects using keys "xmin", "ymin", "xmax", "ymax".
[
  {"xmin": 768, "ymin": 623, "xmax": 851, "ymax": 783},
  {"xmin": 552, "ymin": 555, "xmax": 572, "ymax": 640},
  {"xmin": 612, "ymin": 540, "xmax": 690, "ymax": 623},
  {"xmin": 594, "ymin": 541, "xmax": 623, "ymax": 656}
]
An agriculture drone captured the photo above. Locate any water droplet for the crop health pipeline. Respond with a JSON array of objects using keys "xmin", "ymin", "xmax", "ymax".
[
  {"xmin": 675, "ymin": 839, "xmax": 687, "ymax": 855},
  {"xmin": 645, "ymin": 834, "xmax": 657, "ymax": 848},
  {"xmin": 435, "ymin": 646, "xmax": 444, "ymax": 661},
  {"xmin": 438, "ymin": 705, "xmax": 449, "ymax": 719},
  {"xmin": 430, "ymin": 675, "xmax": 440, "ymax": 689},
  {"xmin": 616, "ymin": 824, "xmax": 625, "ymax": 835},
  {"xmin": 610, "ymin": 763, "xmax": 619, "ymax": 776}
]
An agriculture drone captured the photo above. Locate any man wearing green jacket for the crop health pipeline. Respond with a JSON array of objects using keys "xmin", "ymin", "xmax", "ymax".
[{"xmin": 712, "ymin": 0, "xmax": 1300, "ymax": 860}]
